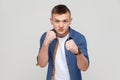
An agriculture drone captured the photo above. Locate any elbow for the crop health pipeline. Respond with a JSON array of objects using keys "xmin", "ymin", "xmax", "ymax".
[
  {"xmin": 80, "ymin": 66, "xmax": 89, "ymax": 71},
  {"xmin": 39, "ymin": 64, "xmax": 46, "ymax": 68},
  {"xmin": 81, "ymin": 60, "xmax": 89, "ymax": 71},
  {"xmin": 37, "ymin": 60, "xmax": 48, "ymax": 68},
  {"xmin": 80, "ymin": 63, "xmax": 89, "ymax": 71},
  {"xmin": 37, "ymin": 56, "xmax": 48, "ymax": 68},
  {"xmin": 78, "ymin": 62, "xmax": 89, "ymax": 71},
  {"xmin": 38, "ymin": 63, "xmax": 47, "ymax": 68}
]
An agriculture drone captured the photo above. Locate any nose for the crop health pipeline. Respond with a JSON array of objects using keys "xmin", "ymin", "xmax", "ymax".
[{"xmin": 59, "ymin": 22, "xmax": 63, "ymax": 28}]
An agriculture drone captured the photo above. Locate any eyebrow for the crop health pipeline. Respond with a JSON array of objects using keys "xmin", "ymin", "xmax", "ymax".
[{"xmin": 54, "ymin": 18, "xmax": 69, "ymax": 21}]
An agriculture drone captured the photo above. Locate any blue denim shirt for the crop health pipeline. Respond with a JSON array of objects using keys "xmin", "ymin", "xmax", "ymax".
[{"xmin": 39, "ymin": 27, "xmax": 89, "ymax": 80}]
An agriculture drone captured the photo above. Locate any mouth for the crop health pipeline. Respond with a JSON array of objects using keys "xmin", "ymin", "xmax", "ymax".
[{"xmin": 58, "ymin": 29, "xmax": 64, "ymax": 32}]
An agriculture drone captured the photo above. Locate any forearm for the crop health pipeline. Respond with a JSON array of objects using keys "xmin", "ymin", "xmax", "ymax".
[
  {"xmin": 38, "ymin": 43, "xmax": 49, "ymax": 68},
  {"xmin": 76, "ymin": 54, "xmax": 89, "ymax": 71}
]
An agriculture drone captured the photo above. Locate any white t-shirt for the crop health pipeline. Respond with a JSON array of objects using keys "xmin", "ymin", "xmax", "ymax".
[{"xmin": 54, "ymin": 34, "xmax": 70, "ymax": 80}]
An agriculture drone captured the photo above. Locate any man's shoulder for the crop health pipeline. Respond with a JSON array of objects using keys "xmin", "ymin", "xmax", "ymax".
[{"xmin": 70, "ymin": 28, "xmax": 85, "ymax": 38}]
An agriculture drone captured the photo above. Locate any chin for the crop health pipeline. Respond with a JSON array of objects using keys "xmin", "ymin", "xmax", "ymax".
[
  {"xmin": 57, "ymin": 32, "xmax": 64, "ymax": 35},
  {"xmin": 57, "ymin": 32, "xmax": 67, "ymax": 37}
]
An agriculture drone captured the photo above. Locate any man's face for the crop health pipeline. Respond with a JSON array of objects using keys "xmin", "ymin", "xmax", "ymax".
[{"xmin": 50, "ymin": 12, "xmax": 72, "ymax": 37}]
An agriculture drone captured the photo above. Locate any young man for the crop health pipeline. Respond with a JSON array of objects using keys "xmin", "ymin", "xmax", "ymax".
[{"xmin": 37, "ymin": 4, "xmax": 89, "ymax": 80}]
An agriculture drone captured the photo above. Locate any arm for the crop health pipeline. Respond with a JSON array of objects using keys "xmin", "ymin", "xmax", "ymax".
[
  {"xmin": 65, "ymin": 40, "xmax": 89, "ymax": 71},
  {"xmin": 37, "ymin": 31, "xmax": 56, "ymax": 68},
  {"xmin": 75, "ymin": 50, "xmax": 89, "ymax": 71},
  {"xmin": 37, "ymin": 41, "xmax": 49, "ymax": 68}
]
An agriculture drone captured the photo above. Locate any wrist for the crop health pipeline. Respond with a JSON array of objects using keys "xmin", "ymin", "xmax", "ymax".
[{"xmin": 74, "ymin": 48, "xmax": 81, "ymax": 56}]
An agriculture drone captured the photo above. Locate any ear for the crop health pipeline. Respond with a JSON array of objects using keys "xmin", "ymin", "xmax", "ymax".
[
  {"xmin": 50, "ymin": 17, "xmax": 53, "ymax": 25},
  {"xmin": 70, "ymin": 17, "xmax": 72, "ymax": 24}
]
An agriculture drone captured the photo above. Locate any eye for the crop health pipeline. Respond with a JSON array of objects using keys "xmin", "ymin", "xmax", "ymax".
[
  {"xmin": 63, "ymin": 20, "xmax": 68, "ymax": 23},
  {"xmin": 54, "ymin": 20, "xmax": 60, "ymax": 23}
]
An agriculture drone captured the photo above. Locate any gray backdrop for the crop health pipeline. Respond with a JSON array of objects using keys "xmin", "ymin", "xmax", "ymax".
[{"xmin": 0, "ymin": 0, "xmax": 120, "ymax": 80}]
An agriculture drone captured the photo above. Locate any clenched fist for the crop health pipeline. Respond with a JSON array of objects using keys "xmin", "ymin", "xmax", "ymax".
[
  {"xmin": 65, "ymin": 39, "xmax": 78, "ymax": 54},
  {"xmin": 44, "ymin": 30, "xmax": 56, "ymax": 45}
]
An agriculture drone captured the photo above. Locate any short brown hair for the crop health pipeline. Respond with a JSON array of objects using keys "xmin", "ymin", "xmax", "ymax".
[{"xmin": 51, "ymin": 4, "xmax": 71, "ymax": 17}]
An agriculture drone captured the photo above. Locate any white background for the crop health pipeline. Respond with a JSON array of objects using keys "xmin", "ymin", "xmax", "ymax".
[{"xmin": 0, "ymin": 0, "xmax": 120, "ymax": 80}]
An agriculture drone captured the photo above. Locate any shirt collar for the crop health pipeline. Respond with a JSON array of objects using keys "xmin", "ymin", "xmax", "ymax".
[{"xmin": 66, "ymin": 27, "xmax": 73, "ymax": 40}]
